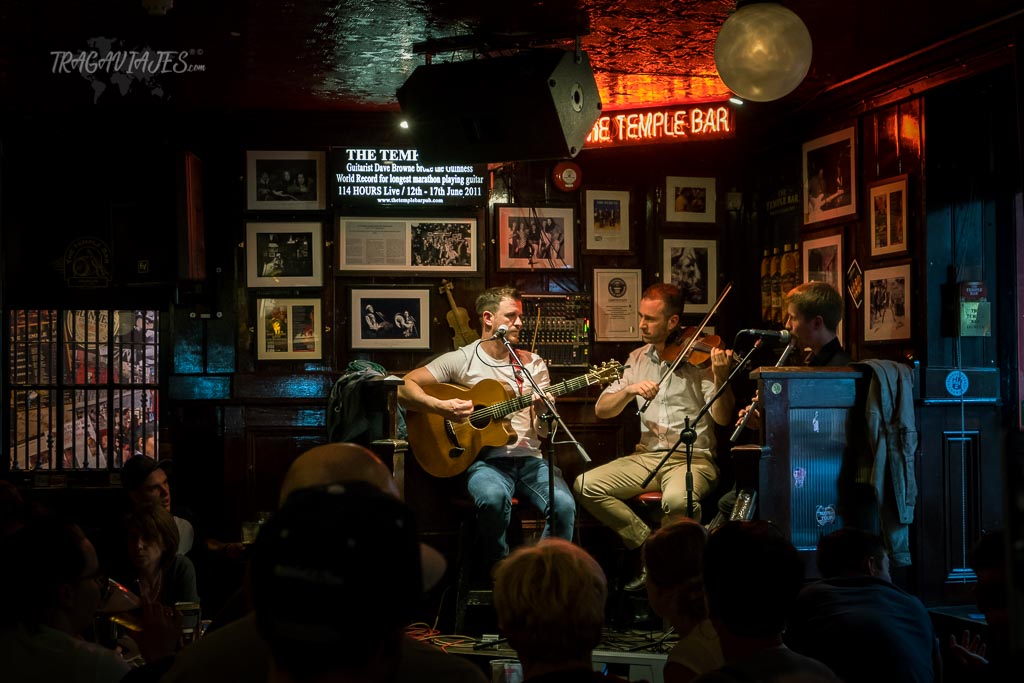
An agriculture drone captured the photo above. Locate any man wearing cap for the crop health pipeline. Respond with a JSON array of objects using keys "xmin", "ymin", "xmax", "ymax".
[
  {"xmin": 121, "ymin": 455, "xmax": 194, "ymax": 556},
  {"xmin": 251, "ymin": 481, "xmax": 429, "ymax": 682},
  {"xmin": 162, "ymin": 442, "xmax": 486, "ymax": 683}
]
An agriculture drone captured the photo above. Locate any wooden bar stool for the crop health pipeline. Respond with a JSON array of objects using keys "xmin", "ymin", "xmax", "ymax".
[{"xmin": 452, "ymin": 496, "xmax": 523, "ymax": 634}]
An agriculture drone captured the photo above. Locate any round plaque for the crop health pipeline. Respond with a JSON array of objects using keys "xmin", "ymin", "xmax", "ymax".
[
  {"xmin": 945, "ymin": 369, "xmax": 969, "ymax": 397},
  {"xmin": 552, "ymin": 161, "xmax": 582, "ymax": 192}
]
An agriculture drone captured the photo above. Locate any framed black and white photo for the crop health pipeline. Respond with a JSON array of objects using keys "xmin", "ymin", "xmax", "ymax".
[
  {"xmin": 864, "ymin": 264, "xmax": 911, "ymax": 342},
  {"xmin": 665, "ymin": 176, "xmax": 716, "ymax": 223},
  {"xmin": 584, "ymin": 189, "xmax": 631, "ymax": 253},
  {"xmin": 594, "ymin": 269, "xmax": 642, "ymax": 342},
  {"xmin": 247, "ymin": 151, "xmax": 327, "ymax": 211},
  {"xmin": 496, "ymin": 205, "xmax": 575, "ymax": 271},
  {"xmin": 662, "ymin": 238, "xmax": 717, "ymax": 314},
  {"xmin": 338, "ymin": 217, "xmax": 477, "ymax": 273},
  {"xmin": 256, "ymin": 298, "xmax": 322, "ymax": 360},
  {"xmin": 246, "ymin": 222, "xmax": 323, "ymax": 288},
  {"xmin": 351, "ymin": 287, "xmax": 431, "ymax": 350},
  {"xmin": 803, "ymin": 128, "xmax": 857, "ymax": 225},
  {"xmin": 869, "ymin": 175, "xmax": 909, "ymax": 257}
]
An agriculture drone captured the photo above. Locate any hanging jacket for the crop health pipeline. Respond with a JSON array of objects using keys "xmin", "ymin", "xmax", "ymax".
[
  {"xmin": 853, "ymin": 359, "xmax": 918, "ymax": 566},
  {"xmin": 327, "ymin": 360, "xmax": 407, "ymax": 445}
]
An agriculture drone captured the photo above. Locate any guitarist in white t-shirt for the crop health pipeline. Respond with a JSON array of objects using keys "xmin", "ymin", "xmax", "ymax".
[{"xmin": 399, "ymin": 286, "xmax": 577, "ymax": 571}]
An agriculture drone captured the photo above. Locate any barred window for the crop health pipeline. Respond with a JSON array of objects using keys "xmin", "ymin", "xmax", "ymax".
[{"xmin": 8, "ymin": 309, "xmax": 159, "ymax": 471}]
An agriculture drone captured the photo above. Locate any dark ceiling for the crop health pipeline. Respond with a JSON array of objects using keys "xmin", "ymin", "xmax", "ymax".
[{"xmin": 1, "ymin": 1, "xmax": 1022, "ymax": 114}]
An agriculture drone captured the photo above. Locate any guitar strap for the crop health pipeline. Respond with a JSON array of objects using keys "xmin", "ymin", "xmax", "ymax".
[{"xmin": 508, "ymin": 351, "xmax": 524, "ymax": 394}]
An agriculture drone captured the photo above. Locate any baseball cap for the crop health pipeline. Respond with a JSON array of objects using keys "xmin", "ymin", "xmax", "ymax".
[
  {"xmin": 120, "ymin": 454, "xmax": 173, "ymax": 491},
  {"xmin": 250, "ymin": 481, "xmax": 439, "ymax": 652}
]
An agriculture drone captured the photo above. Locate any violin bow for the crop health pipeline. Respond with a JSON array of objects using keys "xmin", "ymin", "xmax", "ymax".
[{"xmin": 638, "ymin": 281, "xmax": 733, "ymax": 415}]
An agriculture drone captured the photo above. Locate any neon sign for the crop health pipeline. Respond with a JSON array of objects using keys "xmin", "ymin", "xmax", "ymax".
[{"xmin": 585, "ymin": 103, "xmax": 735, "ymax": 148}]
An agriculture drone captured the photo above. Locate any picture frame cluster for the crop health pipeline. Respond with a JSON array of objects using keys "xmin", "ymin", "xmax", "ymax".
[{"xmin": 245, "ymin": 151, "xmax": 327, "ymax": 361}]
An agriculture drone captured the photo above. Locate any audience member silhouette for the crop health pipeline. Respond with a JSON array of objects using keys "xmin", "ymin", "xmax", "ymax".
[
  {"xmin": 118, "ymin": 503, "xmax": 199, "ymax": 609},
  {"xmin": 786, "ymin": 528, "xmax": 939, "ymax": 683},
  {"xmin": 693, "ymin": 521, "xmax": 838, "ymax": 682},
  {"xmin": 162, "ymin": 442, "xmax": 485, "ymax": 683},
  {"xmin": 644, "ymin": 519, "xmax": 723, "ymax": 682},
  {"xmin": 122, "ymin": 455, "xmax": 195, "ymax": 556},
  {"xmin": 0, "ymin": 517, "xmax": 179, "ymax": 682},
  {"xmin": 492, "ymin": 538, "xmax": 631, "ymax": 682},
  {"xmin": 249, "ymin": 481, "xmax": 422, "ymax": 683}
]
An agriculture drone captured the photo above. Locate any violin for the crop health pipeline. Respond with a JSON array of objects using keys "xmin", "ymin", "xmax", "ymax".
[{"xmin": 661, "ymin": 326, "xmax": 724, "ymax": 367}]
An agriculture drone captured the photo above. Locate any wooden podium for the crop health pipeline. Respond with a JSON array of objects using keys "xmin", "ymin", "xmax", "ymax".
[{"xmin": 742, "ymin": 366, "xmax": 869, "ymax": 565}]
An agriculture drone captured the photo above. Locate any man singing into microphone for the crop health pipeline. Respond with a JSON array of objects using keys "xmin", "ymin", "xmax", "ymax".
[
  {"xmin": 737, "ymin": 282, "xmax": 850, "ymax": 432},
  {"xmin": 398, "ymin": 286, "xmax": 576, "ymax": 575},
  {"xmin": 574, "ymin": 283, "xmax": 734, "ymax": 591},
  {"xmin": 784, "ymin": 281, "xmax": 851, "ymax": 366}
]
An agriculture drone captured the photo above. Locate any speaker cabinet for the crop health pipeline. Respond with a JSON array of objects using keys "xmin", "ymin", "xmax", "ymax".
[{"xmin": 397, "ymin": 49, "xmax": 601, "ymax": 163}]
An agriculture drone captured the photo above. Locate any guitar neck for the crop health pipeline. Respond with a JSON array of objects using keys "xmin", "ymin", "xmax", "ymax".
[{"xmin": 483, "ymin": 372, "xmax": 603, "ymax": 420}]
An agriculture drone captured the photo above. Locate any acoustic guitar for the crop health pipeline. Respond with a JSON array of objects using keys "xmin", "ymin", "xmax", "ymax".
[
  {"xmin": 439, "ymin": 279, "xmax": 477, "ymax": 349},
  {"xmin": 407, "ymin": 361, "xmax": 624, "ymax": 477}
]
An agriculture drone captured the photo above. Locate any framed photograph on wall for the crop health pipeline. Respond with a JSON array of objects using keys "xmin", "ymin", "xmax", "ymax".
[
  {"xmin": 665, "ymin": 176, "xmax": 716, "ymax": 223},
  {"xmin": 864, "ymin": 263, "xmax": 911, "ymax": 342},
  {"xmin": 351, "ymin": 287, "xmax": 431, "ymax": 350},
  {"xmin": 662, "ymin": 238, "xmax": 717, "ymax": 314},
  {"xmin": 869, "ymin": 175, "xmax": 909, "ymax": 257},
  {"xmin": 802, "ymin": 232, "xmax": 843, "ymax": 290},
  {"xmin": 802, "ymin": 231, "xmax": 844, "ymax": 343},
  {"xmin": 246, "ymin": 151, "xmax": 327, "ymax": 211},
  {"xmin": 496, "ymin": 205, "xmax": 575, "ymax": 270},
  {"xmin": 256, "ymin": 298, "xmax": 322, "ymax": 360},
  {"xmin": 584, "ymin": 189, "xmax": 631, "ymax": 252},
  {"xmin": 803, "ymin": 127, "xmax": 857, "ymax": 225},
  {"xmin": 246, "ymin": 222, "xmax": 322, "ymax": 288},
  {"xmin": 338, "ymin": 217, "xmax": 477, "ymax": 273},
  {"xmin": 594, "ymin": 268, "xmax": 642, "ymax": 341}
]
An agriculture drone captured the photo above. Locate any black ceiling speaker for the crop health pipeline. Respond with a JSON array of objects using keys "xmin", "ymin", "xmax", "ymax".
[{"xmin": 397, "ymin": 49, "xmax": 602, "ymax": 164}]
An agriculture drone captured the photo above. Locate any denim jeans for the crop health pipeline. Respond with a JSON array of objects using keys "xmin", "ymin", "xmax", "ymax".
[{"xmin": 466, "ymin": 455, "xmax": 576, "ymax": 563}]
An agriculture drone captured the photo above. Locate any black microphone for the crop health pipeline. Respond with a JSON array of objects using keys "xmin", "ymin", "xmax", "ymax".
[
  {"xmin": 486, "ymin": 324, "xmax": 510, "ymax": 341},
  {"xmin": 738, "ymin": 329, "xmax": 792, "ymax": 344}
]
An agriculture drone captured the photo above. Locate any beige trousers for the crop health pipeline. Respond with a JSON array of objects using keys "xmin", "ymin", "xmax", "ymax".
[{"xmin": 573, "ymin": 450, "xmax": 718, "ymax": 549}]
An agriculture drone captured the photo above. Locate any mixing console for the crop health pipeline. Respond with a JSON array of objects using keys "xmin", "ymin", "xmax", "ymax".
[{"xmin": 519, "ymin": 294, "xmax": 592, "ymax": 367}]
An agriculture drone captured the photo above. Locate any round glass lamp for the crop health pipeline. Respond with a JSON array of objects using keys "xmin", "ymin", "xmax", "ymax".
[{"xmin": 714, "ymin": 2, "xmax": 812, "ymax": 102}]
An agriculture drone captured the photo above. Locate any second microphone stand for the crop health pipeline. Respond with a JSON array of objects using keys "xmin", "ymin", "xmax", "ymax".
[
  {"xmin": 500, "ymin": 337, "xmax": 590, "ymax": 534},
  {"xmin": 640, "ymin": 339, "xmax": 765, "ymax": 518}
]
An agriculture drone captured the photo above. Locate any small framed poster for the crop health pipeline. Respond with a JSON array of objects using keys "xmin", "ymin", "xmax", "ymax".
[
  {"xmin": 257, "ymin": 298, "xmax": 322, "ymax": 360},
  {"xmin": 594, "ymin": 269, "xmax": 642, "ymax": 341}
]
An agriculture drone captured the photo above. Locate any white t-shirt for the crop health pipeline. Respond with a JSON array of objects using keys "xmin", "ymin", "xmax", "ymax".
[
  {"xmin": 424, "ymin": 340, "xmax": 550, "ymax": 459},
  {"xmin": 174, "ymin": 515, "xmax": 194, "ymax": 555}
]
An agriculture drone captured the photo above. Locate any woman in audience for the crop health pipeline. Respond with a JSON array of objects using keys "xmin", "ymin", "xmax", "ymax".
[
  {"xmin": 119, "ymin": 502, "xmax": 198, "ymax": 608},
  {"xmin": 644, "ymin": 519, "xmax": 723, "ymax": 683}
]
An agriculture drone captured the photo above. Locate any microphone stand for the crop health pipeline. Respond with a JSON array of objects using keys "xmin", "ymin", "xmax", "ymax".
[
  {"xmin": 640, "ymin": 339, "xmax": 764, "ymax": 518},
  {"xmin": 500, "ymin": 337, "xmax": 590, "ymax": 536},
  {"xmin": 730, "ymin": 341, "xmax": 797, "ymax": 443}
]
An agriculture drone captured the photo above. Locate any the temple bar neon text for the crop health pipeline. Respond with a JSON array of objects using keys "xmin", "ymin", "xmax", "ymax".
[{"xmin": 585, "ymin": 104, "xmax": 735, "ymax": 148}]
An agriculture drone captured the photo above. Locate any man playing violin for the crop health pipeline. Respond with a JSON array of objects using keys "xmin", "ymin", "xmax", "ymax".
[{"xmin": 573, "ymin": 283, "xmax": 734, "ymax": 591}]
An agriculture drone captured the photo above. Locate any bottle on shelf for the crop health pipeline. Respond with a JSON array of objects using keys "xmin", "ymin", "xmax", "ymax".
[
  {"xmin": 760, "ymin": 248, "xmax": 771, "ymax": 322},
  {"xmin": 769, "ymin": 246, "xmax": 782, "ymax": 324},
  {"xmin": 780, "ymin": 243, "xmax": 797, "ymax": 307}
]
